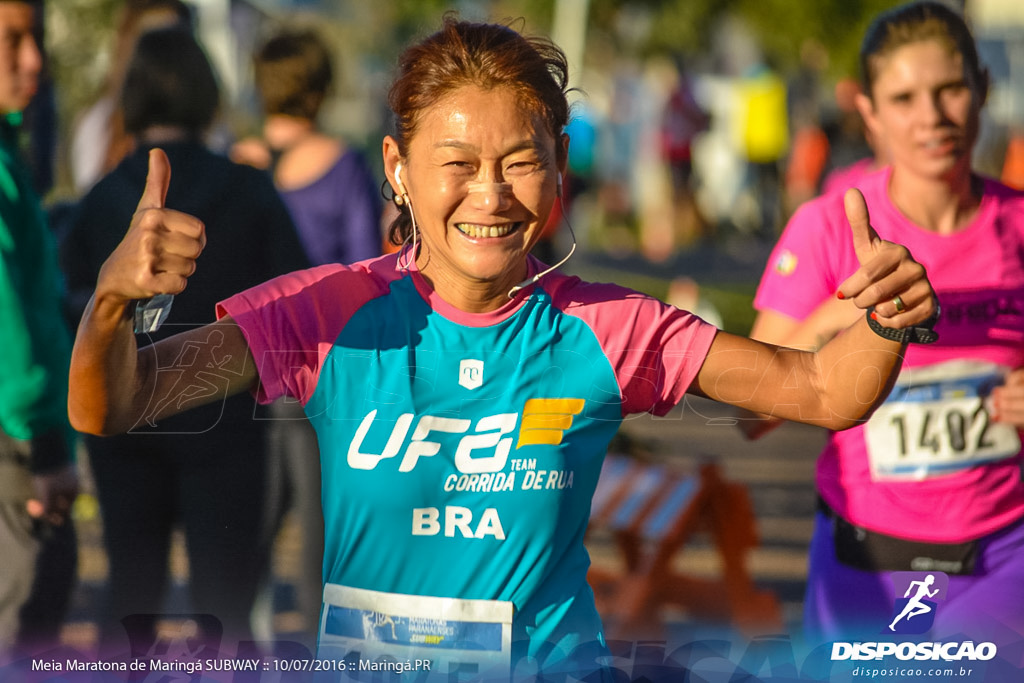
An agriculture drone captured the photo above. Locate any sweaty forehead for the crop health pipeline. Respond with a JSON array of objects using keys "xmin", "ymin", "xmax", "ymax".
[
  {"xmin": 870, "ymin": 35, "xmax": 962, "ymax": 85},
  {"xmin": 411, "ymin": 85, "xmax": 552, "ymax": 153},
  {"xmin": 869, "ymin": 40, "xmax": 966, "ymax": 94}
]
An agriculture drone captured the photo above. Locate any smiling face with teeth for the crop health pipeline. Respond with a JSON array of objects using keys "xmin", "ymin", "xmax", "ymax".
[{"xmin": 383, "ymin": 84, "xmax": 566, "ymax": 313}]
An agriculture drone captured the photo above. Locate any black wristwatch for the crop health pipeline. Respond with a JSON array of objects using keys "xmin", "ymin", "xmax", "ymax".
[{"xmin": 865, "ymin": 304, "xmax": 940, "ymax": 345}]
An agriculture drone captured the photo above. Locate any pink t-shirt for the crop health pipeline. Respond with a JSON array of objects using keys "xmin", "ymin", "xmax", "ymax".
[
  {"xmin": 755, "ymin": 168, "xmax": 1024, "ymax": 542},
  {"xmin": 216, "ymin": 253, "xmax": 717, "ymax": 663},
  {"xmin": 218, "ymin": 252, "xmax": 718, "ymax": 417}
]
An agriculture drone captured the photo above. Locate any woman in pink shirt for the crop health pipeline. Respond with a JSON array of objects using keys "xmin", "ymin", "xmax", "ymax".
[{"xmin": 752, "ymin": 1, "xmax": 1024, "ymax": 654}]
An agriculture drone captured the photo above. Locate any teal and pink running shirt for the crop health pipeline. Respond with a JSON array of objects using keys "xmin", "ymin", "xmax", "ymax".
[
  {"xmin": 218, "ymin": 253, "xmax": 716, "ymax": 677},
  {"xmin": 755, "ymin": 168, "xmax": 1024, "ymax": 544}
]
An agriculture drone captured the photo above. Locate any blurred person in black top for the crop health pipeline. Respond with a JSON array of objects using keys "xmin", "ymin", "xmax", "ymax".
[{"xmin": 60, "ymin": 27, "xmax": 308, "ymax": 658}]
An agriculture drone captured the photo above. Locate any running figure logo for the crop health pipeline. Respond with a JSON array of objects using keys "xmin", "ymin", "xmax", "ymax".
[
  {"xmin": 363, "ymin": 611, "xmax": 399, "ymax": 641},
  {"xmin": 887, "ymin": 572, "xmax": 949, "ymax": 634}
]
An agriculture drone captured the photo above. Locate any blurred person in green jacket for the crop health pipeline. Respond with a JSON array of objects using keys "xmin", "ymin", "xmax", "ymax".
[{"xmin": 0, "ymin": 0, "xmax": 79, "ymax": 665}]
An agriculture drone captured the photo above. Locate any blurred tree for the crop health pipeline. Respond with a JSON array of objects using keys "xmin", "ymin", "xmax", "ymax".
[
  {"xmin": 584, "ymin": 0, "xmax": 903, "ymax": 79},
  {"xmin": 732, "ymin": 0, "xmax": 903, "ymax": 78},
  {"xmin": 44, "ymin": 0, "xmax": 121, "ymax": 199},
  {"xmin": 365, "ymin": 0, "xmax": 553, "ymax": 58},
  {"xmin": 38, "ymin": 0, "xmax": 909, "ymax": 199}
]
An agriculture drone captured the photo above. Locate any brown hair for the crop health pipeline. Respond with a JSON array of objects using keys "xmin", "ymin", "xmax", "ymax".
[
  {"xmin": 386, "ymin": 15, "xmax": 571, "ymax": 246},
  {"xmin": 253, "ymin": 29, "xmax": 333, "ymax": 120},
  {"xmin": 860, "ymin": 2, "xmax": 985, "ymax": 99}
]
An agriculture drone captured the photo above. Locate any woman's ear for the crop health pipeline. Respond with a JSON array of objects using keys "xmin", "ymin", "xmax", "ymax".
[
  {"xmin": 854, "ymin": 92, "xmax": 883, "ymax": 146},
  {"xmin": 558, "ymin": 133, "xmax": 570, "ymax": 176},
  {"xmin": 382, "ymin": 135, "xmax": 405, "ymax": 198},
  {"xmin": 976, "ymin": 67, "xmax": 990, "ymax": 109}
]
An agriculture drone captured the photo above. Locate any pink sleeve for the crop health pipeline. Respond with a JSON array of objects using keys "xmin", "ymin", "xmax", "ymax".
[
  {"xmin": 556, "ymin": 280, "xmax": 718, "ymax": 416},
  {"xmin": 216, "ymin": 258, "xmax": 394, "ymax": 405},
  {"xmin": 753, "ymin": 195, "xmax": 856, "ymax": 321}
]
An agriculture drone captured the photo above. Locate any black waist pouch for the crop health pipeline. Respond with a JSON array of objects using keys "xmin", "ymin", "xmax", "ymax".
[{"xmin": 820, "ymin": 498, "xmax": 978, "ymax": 575}]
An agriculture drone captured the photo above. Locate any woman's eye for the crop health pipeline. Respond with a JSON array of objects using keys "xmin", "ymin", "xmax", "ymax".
[
  {"xmin": 443, "ymin": 161, "xmax": 476, "ymax": 174},
  {"xmin": 505, "ymin": 161, "xmax": 538, "ymax": 175},
  {"xmin": 943, "ymin": 84, "xmax": 969, "ymax": 98}
]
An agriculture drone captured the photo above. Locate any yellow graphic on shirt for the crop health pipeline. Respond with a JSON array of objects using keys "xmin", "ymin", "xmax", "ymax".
[{"xmin": 516, "ymin": 398, "xmax": 585, "ymax": 448}]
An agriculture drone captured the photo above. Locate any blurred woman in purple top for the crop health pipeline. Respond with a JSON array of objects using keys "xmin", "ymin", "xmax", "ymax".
[{"xmin": 232, "ymin": 28, "xmax": 383, "ymax": 265}]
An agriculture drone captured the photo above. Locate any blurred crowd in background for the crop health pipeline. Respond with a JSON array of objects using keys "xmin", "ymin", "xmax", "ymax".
[{"xmin": 38, "ymin": 0, "xmax": 1024, "ymax": 273}]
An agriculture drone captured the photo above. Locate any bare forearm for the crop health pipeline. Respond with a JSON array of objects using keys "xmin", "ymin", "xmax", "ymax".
[
  {"xmin": 810, "ymin": 315, "xmax": 905, "ymax": 429},
  {"xmin": 68, "ymin": 294, "xmax": 148, "ymax": 435},
  {"xmin": 68, "ymin": 150, "xmax": 263, "ymax": 434},
  {"xmin": 697, "ymin": 318, "xmax": 905, "ymax": 431},
  {"xmin": 69, "ymin": 148, "xmax": 206, "ymax": 435},
  {"xmin": 739, "ymin": 303, "xmax": 859, "ymax": 438},
  {"xmin": 703, "ymin": 187, "xmax": 935, "ymax": 432}
]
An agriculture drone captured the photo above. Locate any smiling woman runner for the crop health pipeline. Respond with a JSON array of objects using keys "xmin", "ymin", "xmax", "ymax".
[
  {"xmin": 69, "ymin": 15, "xmax": 936, "ymax": 681},
  {"xmin": 749, "ymin": 1, "xmax": 1024, "ymax": 650}
]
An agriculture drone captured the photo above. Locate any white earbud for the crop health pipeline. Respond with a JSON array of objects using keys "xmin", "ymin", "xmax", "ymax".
[
  {"xmin": 394, "ymin": 162, "xmax": 407, "ymax": 197},
  {"xmin": 395, "ymin": 161, "xmax": 418, "ymax": 271},
  {"xmin": 557, "ymin": 172, "xmax": 563, "ymax": 197}
]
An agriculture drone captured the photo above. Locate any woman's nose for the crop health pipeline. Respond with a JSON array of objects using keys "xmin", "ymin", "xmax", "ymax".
[
  {"xmin": 920, "ymin": 91, "xmax": 945, "ymax": 125},
  {"xmin": 466, "ymin": 181, "xmax": 513, "ymax": 211}
]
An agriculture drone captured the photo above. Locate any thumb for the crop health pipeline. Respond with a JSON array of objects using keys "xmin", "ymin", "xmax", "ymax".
[
  {"xmin": 845, "ymin": 187, "xmax": 880, "ymax": 264},
  {"xmin": 137, "ymin": 147, "xmax": 171, "ymax": 211}
]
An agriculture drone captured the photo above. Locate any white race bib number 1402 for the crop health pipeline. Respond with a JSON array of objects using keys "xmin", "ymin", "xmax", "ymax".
[{"xmin": 864, "ymin": 361, "xmax": 1021, "ymax": 481}]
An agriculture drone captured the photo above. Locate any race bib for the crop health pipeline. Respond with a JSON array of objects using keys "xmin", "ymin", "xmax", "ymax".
[
  {"xmin": 317, "ymin": 583, "xmax": 513, "ymax": 681},
  {"xmin": 864, "ymin": 361, "xmax": 1020, "ymax": 480}
]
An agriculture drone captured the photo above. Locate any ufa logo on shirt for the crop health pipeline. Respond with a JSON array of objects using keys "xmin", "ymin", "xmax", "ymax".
[{"xmin": 347, "ymin": 399, "xmax": 586, "ymax": 474}]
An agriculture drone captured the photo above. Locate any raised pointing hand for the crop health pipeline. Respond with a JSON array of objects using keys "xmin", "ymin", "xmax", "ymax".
[
  {"xmin": 835, "ymin": 188, "xmax": 935, "ymax": 327},
  {"xmin": 95, "ymin": 149, "xmax": 206, "ymax": 306},
  {"xmin": 137, "ymin": 146, "xmax": 171, "ymax": 212},
  {"xmin": 845, "ymin": 186, "xmax": 881, "ymax": 264}
]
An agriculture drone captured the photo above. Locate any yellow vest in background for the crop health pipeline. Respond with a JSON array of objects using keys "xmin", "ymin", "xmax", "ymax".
[{"xmin": 737, "ymin": 70, "xmax": 789, "ymax": 163}]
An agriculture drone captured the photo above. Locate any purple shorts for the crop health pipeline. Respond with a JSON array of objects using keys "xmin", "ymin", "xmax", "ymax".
[{"xmin": 803, "ymin": 510, "xmax": 1024, "ymax": 663}]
